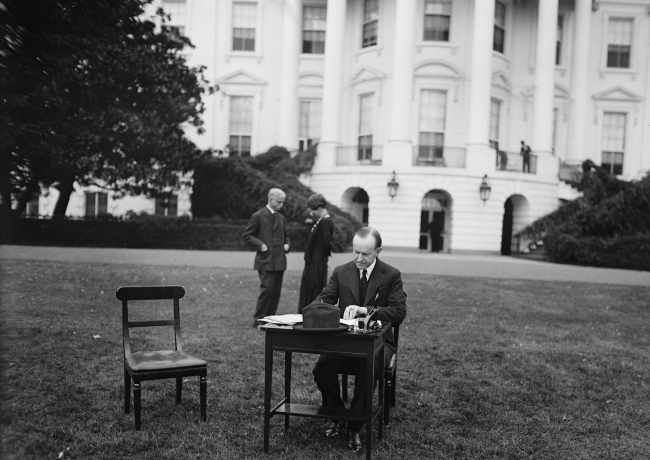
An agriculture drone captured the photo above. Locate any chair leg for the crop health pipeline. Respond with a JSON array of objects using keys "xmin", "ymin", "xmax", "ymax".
[
  {"xmin": 391, "ymin": 372, "xmax": 397, "ymax": 407},
  {"xmin": 176, "ymin": 377, "xmax": 182, "ymax": 404},
  {"xmin": 134, "ymin": 382, "xmax": 141, "ymax": 430},
  {"xmin": 200, "ymin": 376, "xmax": 207, "ymax": 422},
  {"xmin": 124, "ymin": 367, "xmax": 131, "ymax": 414},
  {"xmin": 341, "ymin": 374, "xmax": 348, "ymax": 403}
]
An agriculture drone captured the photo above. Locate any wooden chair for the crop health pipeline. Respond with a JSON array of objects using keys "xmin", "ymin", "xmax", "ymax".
[
  {"xmin": 117, "ymin": 285, "xmax": 207, "ymax": 430},
  {"xmin": 342, "ymin": 323, "xmax": 400, "ymax": 426}
]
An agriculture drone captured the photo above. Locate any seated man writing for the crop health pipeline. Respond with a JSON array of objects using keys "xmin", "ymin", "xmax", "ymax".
[{"xmin": 311, "ymin": 226, "xmax": 407, "ymax": 452}]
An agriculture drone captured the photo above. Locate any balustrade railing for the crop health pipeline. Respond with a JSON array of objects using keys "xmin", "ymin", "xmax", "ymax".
[
  {"xmin": 412, "ymin": 146, "xmax": 466, "ymax": 168},
  {"xmin": 336, "ymin": 145, "xmax": 383, "ymax": 166},
  {"xmin": 559, "ymin": 161, "xmax": 583, "ymax": 184},
  {"xmin": 495, "ymin": 151, "xmax": 537, "ymax": 174}
]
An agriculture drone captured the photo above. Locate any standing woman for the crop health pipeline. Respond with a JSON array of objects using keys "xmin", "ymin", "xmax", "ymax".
[{"xmin": 298, "ymin": 194, "xmax": 334, "ymax": 313}]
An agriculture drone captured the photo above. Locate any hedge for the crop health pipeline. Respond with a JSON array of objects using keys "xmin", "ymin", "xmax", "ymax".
[
  {"xmin": 192, "ymin": 146, "xmax": 361, "ymax": 252},
  {"xmin": 514, "ymin": 163, "xmax": 650, "ymax": 271},
  {"xmin": 0, "ymin": 216, "xmax": 311, "ymax": 252},
  {"xmin": 544, "ymin": 232, "xmax": 650, "ymax": 271}
]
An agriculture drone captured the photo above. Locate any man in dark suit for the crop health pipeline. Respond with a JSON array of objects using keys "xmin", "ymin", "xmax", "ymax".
[
  {"xmin": 311, "ymin": 227, "xmax": 407, "ymax": 452},
  {"xmin": 243, "ymin": 188, "xmax": 290, "ymax": 328}
]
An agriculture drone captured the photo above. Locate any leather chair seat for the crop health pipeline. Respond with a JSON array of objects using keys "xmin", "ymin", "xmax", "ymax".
[{"xmin": 127, "ymin": 350, "xmax": 207, "ymax": 372}]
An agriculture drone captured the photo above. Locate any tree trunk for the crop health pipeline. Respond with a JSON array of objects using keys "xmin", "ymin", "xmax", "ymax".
[
  {"xmin": 0, "ymin": 144, "xmax": 14, "ymax": 220},
  {"xmin": 52, "ymin": 173, "xmax": 76, "ymax": 219},
  {"xmin": 13, "ymin": 177, "xmax": 40, "ymax": 216}
]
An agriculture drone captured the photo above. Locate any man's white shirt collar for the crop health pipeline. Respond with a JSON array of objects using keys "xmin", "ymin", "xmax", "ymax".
[
  {"xmin": 360, "ymin": 259, "xmax": 377, "ymax": 279},
  {"xmin": 266, "ymin": 205, "xmax": 275, "ymax": 214}
]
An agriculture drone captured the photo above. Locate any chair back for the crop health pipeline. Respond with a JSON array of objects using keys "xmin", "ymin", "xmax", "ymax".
[{"xmin": 116, "ymin": 286, "xmax": 186, "ymax": 358}]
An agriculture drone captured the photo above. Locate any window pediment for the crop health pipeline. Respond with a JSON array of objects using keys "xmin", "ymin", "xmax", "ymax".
[
  {"xmin": 216, "ymin": 70, "xmax": 267, "ymax": 86},
  {"xmin": 414, "ymin": 60, "xmax": 462, "ymax": 80},
  {"xmin": 491, "ymin": 71, "xmax": 512, "ymax": 92},
  {"xmin": 351, "ymin": 66, "xmax": 386, "ymax": 85},
  {"xmin": 592, "ymin": 86, "xmax": 642, "ymax": 102},
  {"xmin": 298, "ymin": 73, "xmax": 324, "ymax": 87}
]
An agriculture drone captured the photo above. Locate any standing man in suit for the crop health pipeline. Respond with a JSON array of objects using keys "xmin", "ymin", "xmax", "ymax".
[
  {"xmin": 521, "ymin": 140, "xmax": 532, "ymax": 173},
  {"xmin": 310, "ymin": 227, "xmax": 407, "ymax": 452},
  {"xmin": 243, "ymin": 188, "xmax": 290, "ymax": 328}
]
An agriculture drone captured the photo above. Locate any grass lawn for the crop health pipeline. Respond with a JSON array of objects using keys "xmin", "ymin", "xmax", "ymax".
[{"xmin": 1, "ymin": 258, "xmax": 649, "ymax": 460}]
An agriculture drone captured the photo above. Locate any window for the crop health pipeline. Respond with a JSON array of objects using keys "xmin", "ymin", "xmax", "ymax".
[
  {"xmin": 229, "ymin": 96, "xmax": 253, "ymax": 157},
  {"xmin": 423, "ymin": 0, "xmax": 451, "ymax": 42},
  {"xmin": 358, "ymin": 94, "xmax": 375, "ymax": 160},
  {"xmin": 85, "ymin": 192, "xmax": 108, "ymax": 217},
  {"xmin": 155, "ymin": 195, "xmax": 178, "ymax": 217},
  {"xmin": 489, "ymin": 99, "xmax": 501, "ymax": 150},
  {"xmin": 493, "ymin": 1, "xmax": 506, "ymax": 53},
  {"xmin": 601, "ymin": 112, "xmax": 625, "ymax": 175},
  {"xmin": 362, "ymin": 0, "xmax": 379, "ymax": 48},
  {"xmin": 556, "ymin": 16, "xmax": 563, "ymax": 65},
  {"xmin": 299, "ymin": 99, "xmax": 322, "ymax": 151},
  {"xmin": 607, "ymin": 18, "xmax": 632, "ymax": 68},
  {"xmin": 418, "ymin": 90, "xmax": 447, "ymax": 163},
  {"xmin": 303, "ymin": 6, "xmax": 326, "ymax": 54},
  {"xmin": 162, "ymin": 0, "xmax": 186, "ymax": 36},
  {"xmin": 232, "ymin": 2, "xmax": 256, "ymax": 51}
]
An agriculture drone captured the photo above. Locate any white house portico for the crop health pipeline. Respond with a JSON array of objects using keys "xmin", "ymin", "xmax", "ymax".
[{"xmin": 37, "ymin": 0, "xmax": 650, "ymax": 255}]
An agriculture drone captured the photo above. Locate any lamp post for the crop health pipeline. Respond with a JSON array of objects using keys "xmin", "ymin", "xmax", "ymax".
[
  {"xmin": 387, "ymin": 171, "xmax": 399, "ymax": 201},
  {"xmin": 479, "ymin": 174, "xmax": 491, "ymax": 205}
]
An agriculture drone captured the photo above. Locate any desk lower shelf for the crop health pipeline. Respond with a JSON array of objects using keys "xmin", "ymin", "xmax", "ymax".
[{"xmin": 271, "ymin": 401, "xmax": 382, "ymax": 424}]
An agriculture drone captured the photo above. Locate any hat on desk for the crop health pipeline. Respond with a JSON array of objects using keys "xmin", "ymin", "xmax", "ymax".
[{"xmin": 293, "ymin": 303, "xmax": 348, "ymax": 332}]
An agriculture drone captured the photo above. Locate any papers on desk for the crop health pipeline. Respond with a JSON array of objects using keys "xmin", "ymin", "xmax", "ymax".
[
  {"xmin": 261, "ymin": 315, "xmax": 356, "ymax": 328},
  {"xmin": 260, "ymin": 314, "xmax": 303, "ymax": 325}
]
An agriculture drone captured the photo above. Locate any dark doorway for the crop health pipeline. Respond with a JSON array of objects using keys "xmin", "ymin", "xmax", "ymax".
[
  {"xmin": 352, "ymin": 189, "xmax": 370, "ymax": 226},
  {"xmin": 419, "ymin": 210, "xmax": 429, "ymax": 249},
  {"xmin": 430, "ymin": 211, "xmax": 445, "ymax": 252},
  {"xmin": 501, "ymin": 198, "xmax": 513, "ymax": 255}
]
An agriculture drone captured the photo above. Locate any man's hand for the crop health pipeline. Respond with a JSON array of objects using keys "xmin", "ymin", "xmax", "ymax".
[
  {"xmin": 260, "ymin": 243, "xmax": 268, "ymax": 252},
  {"xmin": 284, "ymin": 243, "xmax": 290, "ymax": 253},
  {"xmin": 343, "ymin": 305, "xmax": 367, "ymax": 320}
]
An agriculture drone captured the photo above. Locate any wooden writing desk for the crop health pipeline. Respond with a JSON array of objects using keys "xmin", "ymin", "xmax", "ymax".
[{"xmin": 261, "ymin": 323, "xmax": 389, "ymax": 460}]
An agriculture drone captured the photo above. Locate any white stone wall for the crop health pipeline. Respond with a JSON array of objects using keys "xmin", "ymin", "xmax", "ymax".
[{"xmin": 30, "ymin": 0, "xmax": 650, "ymax": 253}]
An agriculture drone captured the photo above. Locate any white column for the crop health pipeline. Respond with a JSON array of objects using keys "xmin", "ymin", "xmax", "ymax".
[
  {"xmin": 313, "ymin": 0, "xmax": 346, "ymax": 172},
  {"xmin": 567, "ymin": 0, "xmax": 592, "ymax": 164},
  {"xmin": 388, "ymin": 0, "xmax": 417, "ymax": 144},
  {"xmin": 642, "ymin": 40, "xmax": 650, "ymax": 175},
  {"xmin": 465, "ymin": 0, "xmax": 496, "ymax": 171},
  {"xmin": 278, "ymin": 0, "xmax": 302, "ymax": 151},
  {"xmin": 532, "ymin": 0, "xmax": 559, "ymax": 157},
  {"xmin": 319, "ymin": 0, "xmax": 347, "ymax": 146}
]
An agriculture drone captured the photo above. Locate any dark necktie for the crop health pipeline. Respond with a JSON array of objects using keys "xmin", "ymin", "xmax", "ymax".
[{"xmin": 359, "ymin": 270, "xmax": 368, "ymax": 305}]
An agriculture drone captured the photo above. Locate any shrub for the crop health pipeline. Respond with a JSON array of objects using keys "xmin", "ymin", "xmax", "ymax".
[
  {"xmin": 191, "ymin": 145, "xmax": 360, "ymax": 252},
  {"xmin": 514, "ymin": 164, "xmax": 650, "ymax": 271},
  {"xmin": 545, "ymin": 232, "xmax": 650, "ymax": 271},
  {"xmin": 0, "ymin": 215, "xmax": 313, "ymax": 251}
]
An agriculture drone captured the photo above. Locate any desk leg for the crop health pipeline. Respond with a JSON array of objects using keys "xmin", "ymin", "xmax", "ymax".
[
  {"xmin": 285, "ymin": 351, "xmax": 292, "ymax": 432},
  {"xmin": 264, "ymin": 333, "xmax": 273, "ymax": 453},
  {"xmin": 378, "ymin": 343, "xmax": 385, "ymax": 440},
  {"xmin": 365, "ymin": 341, "xmax": 374, "ymax": 460}
]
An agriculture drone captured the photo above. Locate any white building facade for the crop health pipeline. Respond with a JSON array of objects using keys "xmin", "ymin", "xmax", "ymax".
[{"xmin": 38, "ymin": 0, "xmax": 650, "ymax": 253}]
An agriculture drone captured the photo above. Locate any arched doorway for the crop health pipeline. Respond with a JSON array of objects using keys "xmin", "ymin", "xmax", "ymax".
[
  {"xmin": 341, "ymin": 187, "xmax": 369, "ymax": 226},
  {"xmin": 500, "ymin": 194, "xmax": 530, "ymax": 255},
  {"xmin": 420, "ymin": 190, "xmax": 452, "ymax": 253},
  {"xmin": 501, "ymin": 198, "xmax": 514, "ymax": 255}
]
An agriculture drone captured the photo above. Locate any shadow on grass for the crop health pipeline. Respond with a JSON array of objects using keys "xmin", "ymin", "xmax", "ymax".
[{"xmin": 1, "ymin": 259, "xmax": 649, "ymax": 459}]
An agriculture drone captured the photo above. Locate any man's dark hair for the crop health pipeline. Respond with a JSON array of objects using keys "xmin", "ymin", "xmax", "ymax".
[
  {"xmin": 307, "ymin": 193, "xmax": 327, "ymax": 210},
  {"xmin": 355, "ymin": 227, "xmax": 382, "ymax": 249}
]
